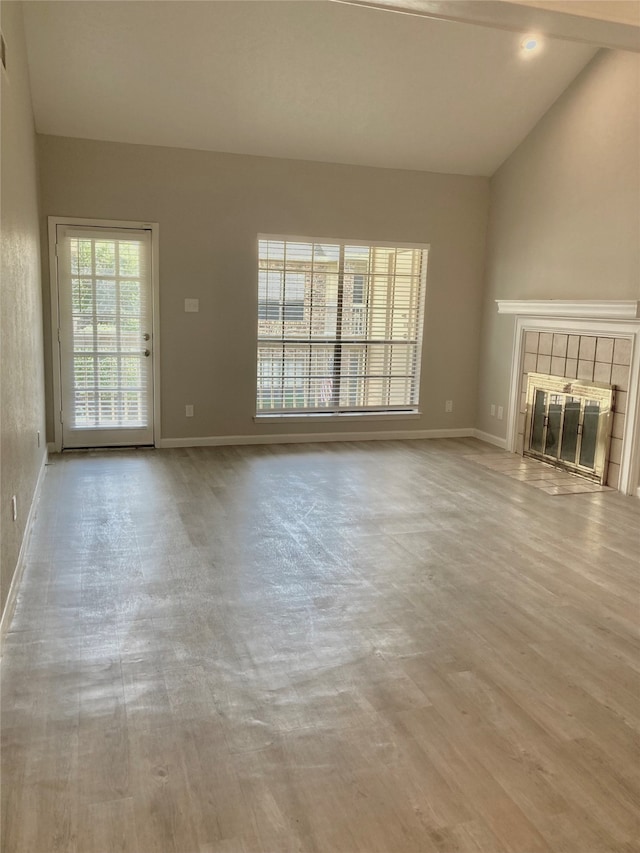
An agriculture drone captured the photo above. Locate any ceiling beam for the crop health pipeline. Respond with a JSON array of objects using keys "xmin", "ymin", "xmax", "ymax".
[{"xmin": 334, "ymin": 0, "xmax": 640, "ymax": 52}]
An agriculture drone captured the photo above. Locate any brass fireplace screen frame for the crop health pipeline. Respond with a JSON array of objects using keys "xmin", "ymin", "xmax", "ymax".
[{"xmin": 523, "ymin": 373, "xmax": 614, "ymax": 484}]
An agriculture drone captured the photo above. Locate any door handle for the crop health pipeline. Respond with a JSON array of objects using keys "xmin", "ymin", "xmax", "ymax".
[
  {"xmin": 143, "ymin": 333, "xmax": 150, "ymax": 341},
  {"xmin": 144, "ymin": 349, "xmax": 150, "ymax": 357}
]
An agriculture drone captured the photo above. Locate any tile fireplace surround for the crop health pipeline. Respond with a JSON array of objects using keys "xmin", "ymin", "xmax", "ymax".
[{"xmin": 497, "ymin": 301, "xmax": 640, "ymax": 495}]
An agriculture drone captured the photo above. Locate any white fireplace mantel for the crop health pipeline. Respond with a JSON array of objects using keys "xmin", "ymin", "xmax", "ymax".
[
  {"xmin": 496, "ymin": 300, "xmax": 640, "ymax": 320},
  {"xmin": 498, "ymin": 300, "xmax": 640, "ymax": 496}
]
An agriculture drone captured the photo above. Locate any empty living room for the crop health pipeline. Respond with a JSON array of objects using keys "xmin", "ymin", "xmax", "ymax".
[{"xmin": 1, "ymin": 1, "xmax": 639, "ymax": 851}]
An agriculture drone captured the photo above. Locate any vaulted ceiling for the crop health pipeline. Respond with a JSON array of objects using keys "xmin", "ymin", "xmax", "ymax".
[{"xmin": 23, "ymin": 0, "xmax": 602, "ymax": 175}]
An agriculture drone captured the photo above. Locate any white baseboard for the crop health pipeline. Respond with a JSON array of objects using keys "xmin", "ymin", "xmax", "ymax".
[
  {"xmin": 0, "ymin": 450, "xmax": 48, "ymax": 646},
  {"xmin": 473, "ymin": 429, "xmax": 508, "ymax": 450},
  {"xmin": 157, "ymin": 428, "xmax": 476, "ymax": 449}
]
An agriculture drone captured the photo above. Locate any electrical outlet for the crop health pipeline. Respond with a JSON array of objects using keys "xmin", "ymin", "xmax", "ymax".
[
  {"xmin": 11, "ymin": 495, "xmax": 17, "ymax": 522},
  {"xmin": 445, "ymin": 400, "xmax": 453, "ymax": 413},
  {"xmin": 490, "ymin": 403, "xmax": 496, "ymax": 417},
  {"xmin": 185, "ymin": 404, "xmax": 194, "ymax": 417},
  {"xmin": 184, "ymin": 298, "xmax": 199, "ymax": 313},
  {"xmin": 497, "ymin": 405, "xmax": 504, "ymax": 420}
]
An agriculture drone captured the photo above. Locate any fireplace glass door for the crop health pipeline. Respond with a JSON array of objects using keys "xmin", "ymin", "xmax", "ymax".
[{"xmin": 524, "ymin": 374, "xmax": 613, "ymax": 484}]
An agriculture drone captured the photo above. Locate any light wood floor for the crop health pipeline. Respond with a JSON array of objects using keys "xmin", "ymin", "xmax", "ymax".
[{"xmin": 2, "ymin": 438, "xmax": 639, "ymax": 853}]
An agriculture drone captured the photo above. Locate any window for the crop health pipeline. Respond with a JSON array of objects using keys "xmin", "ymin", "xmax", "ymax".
[
  {"xmin": 352, "ymin": 274, "xmax": 365, "ymax": 305},
  {"xmin": 258, "ymin": 270, "xmax": 305, "ymax": 321},
  {"xmin": 351, "ymin": 273, "xmax": 366, "ymax": 335},
  {"xmin": 256, "ymin": 236, "xmax": 428, "ymax": 415}
]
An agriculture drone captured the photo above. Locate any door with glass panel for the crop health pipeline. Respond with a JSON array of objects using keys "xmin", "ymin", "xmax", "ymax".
[{"xmin": 57, "ymin": 225, "xmax": 154, "ymax": 448}]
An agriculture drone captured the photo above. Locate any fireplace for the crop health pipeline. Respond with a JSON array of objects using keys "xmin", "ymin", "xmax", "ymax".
[
  {"xmin": 496, "ymin": 300, "xmax": 640, "ymax": 495},
  {"xmin": 524, "ymin": 373, "xmax": 613, "ymax": 484}
]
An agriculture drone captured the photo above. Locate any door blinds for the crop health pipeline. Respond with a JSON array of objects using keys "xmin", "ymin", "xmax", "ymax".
[{"xmin": 59, "ymin": 227, "xmax": 152, "ymax": 431}]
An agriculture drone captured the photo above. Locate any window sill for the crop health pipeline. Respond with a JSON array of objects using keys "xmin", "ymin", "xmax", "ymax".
[{"xmin": 254, "ymin": 411, "xmax": 421, "ymax": 424}]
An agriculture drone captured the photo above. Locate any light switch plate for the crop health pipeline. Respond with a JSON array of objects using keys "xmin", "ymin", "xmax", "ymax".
[{"xmin": 184, "ymin": 298, "xmax": 199, "ymax": 313}]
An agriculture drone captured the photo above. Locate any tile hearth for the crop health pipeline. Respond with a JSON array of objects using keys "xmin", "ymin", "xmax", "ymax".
[{"xmin": 466, "ymin": 452, "xmax": 611, "ymax": 496}]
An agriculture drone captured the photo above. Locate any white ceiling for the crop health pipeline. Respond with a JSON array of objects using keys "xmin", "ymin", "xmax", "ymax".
[{"xmin": 23, "ymin": 0, "xmax": 599, "ymax": 176}]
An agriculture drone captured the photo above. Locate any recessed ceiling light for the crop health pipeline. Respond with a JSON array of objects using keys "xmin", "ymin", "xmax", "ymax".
[{"xmin": 521, "ymin": 35, "xmax": 541, "ymax": 54}]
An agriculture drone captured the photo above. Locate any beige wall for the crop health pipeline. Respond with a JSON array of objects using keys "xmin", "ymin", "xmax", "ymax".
[
  {"xmin": 1, "ymin": 1, "xmax": 47, "ymax": 617},
  {"xmin": 37, "ymin": 136, "xmax": 489, "ymax": 441},
  {"xmin": 477, "ymin": 49, "xmax": 640, "ymax": 438}
]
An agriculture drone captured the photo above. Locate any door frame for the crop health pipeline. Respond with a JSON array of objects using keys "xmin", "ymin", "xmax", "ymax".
[{"xmin": 48, "ymin": 216, "xmax": 161, "ymax": 452}]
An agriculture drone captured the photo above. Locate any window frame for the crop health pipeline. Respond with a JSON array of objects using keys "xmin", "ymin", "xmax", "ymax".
[{"xmin": 255, "ymin": 234, "xmax": 430, "ymax": 419}]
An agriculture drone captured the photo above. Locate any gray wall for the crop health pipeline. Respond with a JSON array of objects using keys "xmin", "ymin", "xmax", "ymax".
[
  {"xmin": 1, "ymin": 2, "xmax": 47, "ymax": 617},
  {"xmin": 477, "ymin": 49, "xmax": 640, "ymax": 439},
  {"xmin": 37, "ymin": 136, "xmax": 489, "ymax": 442}
]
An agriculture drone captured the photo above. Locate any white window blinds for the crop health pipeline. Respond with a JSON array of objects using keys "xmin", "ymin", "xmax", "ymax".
[{"xmin": 256, "ymin": 237, "xmax": 428, "ymax": 414}]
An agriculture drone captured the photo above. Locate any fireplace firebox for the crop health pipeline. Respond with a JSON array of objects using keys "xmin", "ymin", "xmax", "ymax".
[{"xmin": 523, "ymin": 373, "xmax": 614, "ymax": 484}]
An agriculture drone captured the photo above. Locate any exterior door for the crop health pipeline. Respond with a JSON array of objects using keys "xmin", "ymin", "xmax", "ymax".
[{"xmin": 57, "ymin": 225, "xmax": 154, "ymax": 448}]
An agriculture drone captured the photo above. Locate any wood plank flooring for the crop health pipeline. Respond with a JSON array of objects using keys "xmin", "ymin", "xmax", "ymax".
[{"xmin": 2, "ymin": 438, "xmax": 639, "ymax": 852}]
